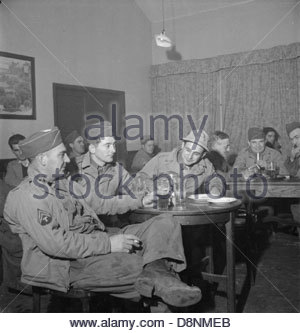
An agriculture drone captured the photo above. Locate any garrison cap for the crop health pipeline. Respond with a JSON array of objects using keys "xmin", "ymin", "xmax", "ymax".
[
  {"xmin": 64, "ymin": 130, "xmax": 81, "ymax": 146},
  {"xmin": 19, "ymin": 127, "xmax": 62, "ymax": 159},
  {"xmin": 286, "ymin": 121, "xmax": 300, "ymax": 136},
  {"xmin": 84, "ymin": 120, "xmax": 113, "ymax": 143},
  {"xmin": 182, "ymin": 129, "xmax": 209, "ymax": 151},
  {"xmin": 140, "ymin": 135, "xmax": 154, "ymax": 145},
  {"xmin": 248, "ymin": 127, "xmax": 264, "ymax": 141}
]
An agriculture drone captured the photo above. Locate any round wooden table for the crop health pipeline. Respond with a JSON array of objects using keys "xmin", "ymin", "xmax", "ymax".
[{"xmin": 130, "ymin": 199, "xmax": 242, "ymax": 312}]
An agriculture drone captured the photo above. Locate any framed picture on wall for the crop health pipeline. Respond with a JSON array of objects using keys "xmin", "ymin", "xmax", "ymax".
[{"xmin": 0, "ymin": 51, "xmax": 36, "ymax": 119}]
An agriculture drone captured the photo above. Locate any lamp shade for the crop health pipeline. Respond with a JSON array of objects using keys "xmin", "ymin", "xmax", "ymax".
[{"xmin": 155, "ymin": 30, "xmax": 172, "ymax": 48}]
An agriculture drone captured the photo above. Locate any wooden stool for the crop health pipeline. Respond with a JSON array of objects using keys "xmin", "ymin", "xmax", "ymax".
[{"xmin": 32, "ymin": 286, "xmax": 99, "ymax": 312}]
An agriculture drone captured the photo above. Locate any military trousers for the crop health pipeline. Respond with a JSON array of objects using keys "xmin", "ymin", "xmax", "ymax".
[{"xmin": 70, "ymin": 213, "xmax": 186, "ymax": 296}]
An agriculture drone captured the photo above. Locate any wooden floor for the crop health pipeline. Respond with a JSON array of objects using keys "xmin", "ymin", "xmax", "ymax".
[{"xmin": 0, "ymin": 229, "xmax": 299, "ymax": 313}]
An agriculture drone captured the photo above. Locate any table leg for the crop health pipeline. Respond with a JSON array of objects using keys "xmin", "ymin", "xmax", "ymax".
[
  {"xmin": 205, "ymin": 225, "xmax": 214, "ymax": 283},
  {"xmin": 226, "ymin": 211, "xmax": 236, "ymax": 312}
]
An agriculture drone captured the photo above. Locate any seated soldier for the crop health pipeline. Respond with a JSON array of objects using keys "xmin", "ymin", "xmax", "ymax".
[
  {"xmin": 263, "ymin": 127, "xmax": 282, "ymax": 153},
  {"xmin": 5, "ymin": 134, "xmax": 29, "ymax": 187},
  {"xmin": 139, "ymin": 129, "xmax": 223, "ymax": 196},
  {"xmin": 131, "ymin": 136, "xmax": 155, "ymax": 173},
  {"xmin": 284, "ymin": 121, "xmax": 300, "ymax": 237},
  {"xmin": 64, "ymin": 130, "xmax": 86, "ymax": 176},
  {"xmin": 206, "ymin": 131, "xmax": 231, "ymax": 176},
  {"xmin": 137, "ymin": 127, "xmax": 224, "ymax": 282},
  {"xmin": 80, "ymin": 123, "xmax": 157, "ymax": 227},
  {"xmin": 4, "ymin": 127, "xmax": 201, "ymax": 311},
  {"xmin": 232, "ymin": 127, "xmax": 289, "ymax": 223},
  {"xmin": 233, "ymin": 127, "xmax": 287, "ymax": 180},
  {"xmin": 284, "ymin": 121, "xmax": 300, "ymax": 178}
]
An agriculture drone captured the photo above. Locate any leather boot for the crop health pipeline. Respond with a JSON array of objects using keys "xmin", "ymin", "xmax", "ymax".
[
  {"xmin": 135, "ymin": 259, "xmax": 202, "ymax": 307},
  {"xmin": 143, "ymin": 299, "xmax": 172, "ymax": 313}
]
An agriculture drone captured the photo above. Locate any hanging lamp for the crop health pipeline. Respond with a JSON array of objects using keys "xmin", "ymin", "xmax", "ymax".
[{"xmin": 155, "ymin": 0, "xmax": 172, "ymax": 48}]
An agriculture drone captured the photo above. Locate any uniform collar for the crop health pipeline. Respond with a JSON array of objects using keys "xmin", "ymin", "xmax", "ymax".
[
  {"xmin": 18, "ymin": 159, "xmax": 30, "ymax": 167},
  {"xmin": 27, "ymin": 165, "xmax": 66, "ymax": 188},
  {"xmin": 81, "ymin": 152, "xmax": 115, "ymax": 178}
]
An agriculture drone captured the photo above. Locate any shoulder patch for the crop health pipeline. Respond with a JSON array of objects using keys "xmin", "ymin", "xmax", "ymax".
[{"xmin": 37, "ymin": 209, "xmax": 52, "ymax": 226}]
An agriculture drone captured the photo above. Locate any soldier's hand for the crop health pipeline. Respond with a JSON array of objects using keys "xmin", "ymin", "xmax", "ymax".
[
  {"xmin": 73, "ymin": 215, "xmax": 93, "ymax": 225},
  {"xmin": 256, "ymin": 160, "xmax": 267, "ymax": 169},
  {"xmin": 291, "ymin": 146, "xmax": 300, "ymax": 161},
  {"xmin": 242, "ymin": 166, "xmax": 257, "ymax": 180},
  {"xmin": 75, "ymin": 201, "xmax": 84, "ymax": 215},
  {"xmin": 63, "ymin": 200, "xmax": 77, "ymax": 215},
  {"xmin": 109, "ymin": 234, "xmax": 142, "ymax": 253},
  {"xmin": 142, "ymin": 192, "xmax": 155, "ymax": 207}
]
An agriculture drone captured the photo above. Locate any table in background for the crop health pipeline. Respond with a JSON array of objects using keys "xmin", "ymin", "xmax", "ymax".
[
  {"xmin": 226, "ymin": 177, "xmax": 300, "ymax": 198},
  {"xmin": 129, "ymin": 200, "xmax": 242, "ymax": 313}
]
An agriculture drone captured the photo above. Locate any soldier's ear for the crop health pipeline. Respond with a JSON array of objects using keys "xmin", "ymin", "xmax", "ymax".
[
  {"xmin": 38, "ymin": 153, "xmax": 48, "ymax": 166},
  {"xmin": 89, "ymin": 144, "xmax": 95, "ymax": 154}
]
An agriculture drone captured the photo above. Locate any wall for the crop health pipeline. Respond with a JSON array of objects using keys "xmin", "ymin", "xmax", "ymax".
[
  {"xmin": 152, "ymin": 0, "xmax": 300, "ymax": 64},
  {"xmin": 0, "ymin": 0, "xmax": 152, "ymax": 157}
]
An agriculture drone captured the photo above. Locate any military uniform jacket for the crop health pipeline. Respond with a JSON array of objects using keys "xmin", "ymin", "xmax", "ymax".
[
  {"xmin": 131, "ymin": 149, "xmax": 153, "ymax": 173},
  {"xmin": 284, "ymin": 155, "xmax": 300, "ymax": 177},
  {"xmin": 140, "ymin": 147, "xmax": 223, "ymax": 194},
  {"xmin": 4, "ymin": 166, "xmax": 111, "ymax": 292},
  {"xmin": 233, "ymin": 146, "xmax": 288, "ymax": 174},
  {"xmin": 80, "ymin": 152, "xmax": 142, "ymax": 216}
]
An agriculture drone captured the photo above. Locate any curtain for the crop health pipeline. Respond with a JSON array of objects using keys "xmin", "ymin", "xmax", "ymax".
[
  {"xmin": 150, "ymin": 72, "xmax": 219, "ymax": 152},
  {"xmin": 150, "ymin": 43, "xmax": 300, "ymax": 154},
  {"xmin": 222, "ymin": 59, "xmax": 299, "ymax": 154}
]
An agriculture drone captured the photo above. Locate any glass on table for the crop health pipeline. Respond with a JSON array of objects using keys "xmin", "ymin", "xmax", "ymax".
[
  {"xmin": 266, "ymin": 161, "xmax": 278, "ymax": 179},
  {"xmin": 156, "ymin": 178, "xmax": 172, "ymax": 210},
  {"xmin": 131, "ymin": 175, "xmax": 148, "ymax": 197},
  {"xmin": 173, "ymin": 180, "xmax": 186, "ymax": 208}
]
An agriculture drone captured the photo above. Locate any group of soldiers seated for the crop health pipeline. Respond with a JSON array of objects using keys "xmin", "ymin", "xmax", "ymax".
[{"xmin": 0, "ymin": 119, "xmax": 299, "ymax": 312}]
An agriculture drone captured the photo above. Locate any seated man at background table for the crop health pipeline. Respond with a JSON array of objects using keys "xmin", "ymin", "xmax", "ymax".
[
  {"xmin": 206, "ymin": 130, "xmax": 231, "ymax": 176},
  {"xmin": 4, "ymin": 126, "xmax": 201, "ymax": 311},
  {"xmin": 5, "ymin": 134, "xmax": 29, "ymax": 188},
  {"xmin": 131, "ymin": 135, "xmax": 156, "ymax": 173},
  {"xmin": 64, "ymin": 130, "xmax": 86, "ymax": 177},
  {"xmin": 263, "ymin": 127, "xmax": 282, "ymax": 153},
  {"xmin": 284, "ymin": 121, "xmax": 300, "ymax": 237},
  {"xmin": 233, "ymin": 127, "xmax": 287, "ymax": 180},
  {"xmin": 284, "ymin": 121, "xmax": 300, "ymax": 178},
  {"xmin": 232, "ymin": 127, "xmax": 291, "ymax": 230}
]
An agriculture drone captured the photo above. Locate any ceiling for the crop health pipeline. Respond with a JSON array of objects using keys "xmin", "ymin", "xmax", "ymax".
[
  {"xmin": 134, "ymin": 0, "xmax": 257, "ymax": 23},
  {"xmin": 133, "ymin": 0, "xmax": 297, "ymax": 23}
]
